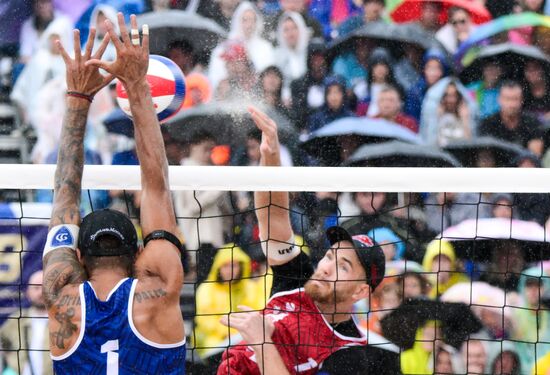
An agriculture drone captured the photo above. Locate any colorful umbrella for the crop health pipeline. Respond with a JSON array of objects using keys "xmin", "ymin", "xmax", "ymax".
[
  {"xmin": 455, "ymin": 12, "xmax": 550, "ymax": 67},
  {"xmin": 390, "ymin": 0, "xmax": 492, "ymax": 26}
]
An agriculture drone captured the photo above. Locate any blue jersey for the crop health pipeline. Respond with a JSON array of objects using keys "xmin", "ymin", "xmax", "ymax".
[{"xmin": 52, "ymin": 278, "xmax": 186, "ymax": 374}]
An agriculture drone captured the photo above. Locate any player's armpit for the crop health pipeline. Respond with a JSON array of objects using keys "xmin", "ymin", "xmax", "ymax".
[{"xmin": 43, "ymin": 249, "xmax": 86, "ymax": 308}]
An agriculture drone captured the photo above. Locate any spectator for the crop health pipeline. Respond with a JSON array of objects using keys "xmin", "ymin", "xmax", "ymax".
[
  {"xmin": 483, "ymin": 241, "xmax": 526, "ymax": 292},
  {"xmin": 258, "ymin": 65, "xmax": 289, "ymax": 115},
  {"xmin": 401, "ymin": 270, "xmax": 431, "ymax": 299},
  {"xmin": 435, "ymin": 6, "xmax": 477, "ymax": 54},
  {"xmin": 372, "ymin": 85, "xmax": 418, "ymax": 133},
  {"xmin": 167, "ymin": 40, "xmax": 197, "ymax": 75},
  {"xmin": 512, "ymin": 153, "xmax": 550, "ymax": 226},
  {"xmin": 435, "ymin": 344, "xmax": 464, "ymax": 374},
  {"xmin": 11, "ymin": 18, "xmax": 72, "ymax": 128},
  {"xmin": 264, "ymin": 0, "xmax": 323, "ymax": 43},
  {"xmin": 367, "ymin": 226, "xmax": 406, "ymax": 261},
  {"xmin": 307, "ymin": 0, "xmax": 363, "ymax": 39},
  {"xmin": 522, "ymin": 60, "xmax": 550, "ymax": 120},
  {"xmin": 491, "ymin": 193, "xmax": 515, "ymax": 219},
  {"xmin": 509, "ymin": 0, "xmax": 547, "ymax": 44},
  {"xmin": 181, "ymin": 72, "xmax": 212, "ymax": 109},
  {"xmin": 424, "ymin": 192, "xmax": 491, "ymax": 234},
  {"xmin": 400, "ymin": 320, "xmax": 442, "ymax": 374},
  {"xmin": 490, "ymin": 346, "xmax": 522, "ymax": 375},
  {"xmin": 415, "ymin": 1, "xmax": 444, "ymax": 34},
  {"xmin": 511, "ymin": 267, "xmax": 550, "ymax": 374},
  {"xmin": 393, "ymin": 44, "xmax": 423, "ymax": 93},
  {"xmin": 290, "ymin": 38, "xmax": 329, "ymax": 131},
  {"xmin": 405, "ymin": 49, "xmax": 448, "ymax": 122},
  {"xmin": 194, "ymin": 244, "xmax": 270, "ymax": 370},
  {"xmin": 174, "ymin": 130, "xmax": 228, "ymax": 251},
  {"xmin": 0, "ymin": 271, "xmax": 51, "ymax": 375},
  {"xmin": 331, "ymin": 37, "xmax": 373, "ymax": 101},
  {"xmin": 467, "ymin": 60, "xmax": 503, "ymax": 119},
  {"xmin": 307, "ymin": 76, "xmax": 354, "ymax": 133},
  {"xmin": 479, "ymin": 81, "xmax": 544, "ymax": 157},
  {"xmin": 361, "ymin": 279, "xmax": 402, "ymax": 334},
  {"xmin": 356, "ymin": 48, "xmax": 402, "ymax": 117},
  {"xmin": 421, "ymin": 78, "xmax": 476, "ymax": 146},
  {"xmin": 534, "ymin": 26, "xmax": 550, "ymax": 56},
  {"xmin": 422, "ymin": 240, "xmax": 469, "ymax": 299},
  {"xmin": 209, "ymin": 1, "xmax": 275, "ymax": 91},
  {"xmin": 461, "ymin": 338, "xmax": 490, "ymax": 375},
  {"xmin": 274, "ymin": 11, "xmax": 311, "ymax": 103},
  {"xmin": 199, "ymin": 0, "xmax": 241, "ymax": 31},
  {"xmin": 214, "ymin": 41, "xmax": 259, "ymax": 101},
  {"xmin": 19, "ymin": 0, "xmax": 71, "ymax": 63},
  {"xmin": 334, "ymin": 0, "xmax": 386, "ymax": 39}
]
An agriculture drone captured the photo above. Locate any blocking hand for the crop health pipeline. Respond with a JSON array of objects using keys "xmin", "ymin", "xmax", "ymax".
[
  {"xmin": 86, "ymin": 13, "xmax": 149, "ymax": 88},
  {"xmin": 58, "ymin": 27, "xmax": 114, "ymax": 96},
  {"xmin": 248, "ymin": 106, "xmax": 281, "ymax": 167},
  {"xmin": 220, "ymin": 306, "xmax": 275, "ymax": 345}
]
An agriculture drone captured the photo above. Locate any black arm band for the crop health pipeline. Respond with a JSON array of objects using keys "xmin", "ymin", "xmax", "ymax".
[{"xmin": 143, "ymin": 230, "xmax": 184, "ymax": 254}]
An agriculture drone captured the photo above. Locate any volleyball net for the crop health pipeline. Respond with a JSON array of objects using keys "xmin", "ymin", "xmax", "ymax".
[{"xmin": 2, "ymin": 165, "xmax": 550, "ymax": 374}]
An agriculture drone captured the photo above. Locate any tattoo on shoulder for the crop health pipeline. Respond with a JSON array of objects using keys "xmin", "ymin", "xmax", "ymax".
[
  {"xmin": 134, "ymin": 289, "xmax": 167, "ymax": 303},
  {"xmin": 50, "ymin": 307, "xmax": 78, "ymax": 350},
  {"xmin": 43, "ymin": 249, "xmax": 86, "ymax": 308},
  {"xmin": 56, "ymin": 294, "xmax": 81, "ymax": 308}
]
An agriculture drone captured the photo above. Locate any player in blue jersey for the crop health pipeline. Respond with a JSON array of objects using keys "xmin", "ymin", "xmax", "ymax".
[{"xmin": 42, "ymin": 13, "xmax": 186, "ymax": 374}]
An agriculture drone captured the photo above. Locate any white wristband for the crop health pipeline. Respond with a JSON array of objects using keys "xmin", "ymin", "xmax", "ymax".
[
  {"xmin": 261, "ymin": 235, "xmax": 299, "ymax": 264},
  {"xmin": 43, "ymin": 224, "xmax": 80, "ymax": 259}
]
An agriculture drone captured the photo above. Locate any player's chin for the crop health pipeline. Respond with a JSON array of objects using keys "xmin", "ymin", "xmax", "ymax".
[{"xmin": 304, "ymin": 279, "xmax": 332, "ymax": 300}]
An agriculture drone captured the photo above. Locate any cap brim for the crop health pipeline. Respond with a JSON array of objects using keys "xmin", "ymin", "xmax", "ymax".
[{"xmin": 326, "ymin": 226, "xmax": 354, "ymax": 246}]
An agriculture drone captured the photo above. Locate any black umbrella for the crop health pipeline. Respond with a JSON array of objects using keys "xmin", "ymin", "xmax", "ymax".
[
  {"xmin": 344, "ymin": 141, "xmax": 461, "ymax": 167},
  {"xmin": 301, "ymin": 117, "xmax": 421, "ymax": 166},
  {"xmin": 103, "ymin": 108, "xmax": 134, "ymax": 138},
  {"xmin": 443, "ymin": 136, "xmax": 528, "ymax": 167},
  {"xmin": 136, "ymin": 10, "xmax": 227, "ymax": 60},
  {"xmin": 459, "ymin": 43, "xmax": 550, "ymax": 84},
  {"xmin": 165, "ymin": 101, "xmax": 298, "ymax": 147},
  {"xmin": 380, "ymin": 298, "xmax": 483, "ymax": 350},
  {"xmin": 328, "ymin": 21, "xmax": 438, "ymax": 61}
]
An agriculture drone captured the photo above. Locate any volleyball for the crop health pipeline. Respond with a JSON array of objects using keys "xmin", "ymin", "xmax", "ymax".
[{"xmin": 116, "ymin": 55, "xmax": 186, "ymax": 123}]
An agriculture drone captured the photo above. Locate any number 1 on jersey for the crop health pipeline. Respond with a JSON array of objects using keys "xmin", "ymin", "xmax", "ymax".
[{"xmin": 101, "ymin": 339, "xmax": 119, "ymax": 375}]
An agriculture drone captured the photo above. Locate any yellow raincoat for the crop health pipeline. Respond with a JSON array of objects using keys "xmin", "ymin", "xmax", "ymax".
[
  {"xmin": 194, "ymin": 244, "xmax": 272, "ymax": 358},
  {"xmin": 422, "ymin": 240, "xmax": 469, "ymax": 299}
]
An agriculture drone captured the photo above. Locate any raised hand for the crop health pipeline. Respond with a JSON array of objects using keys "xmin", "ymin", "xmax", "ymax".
[
  {"xmin": 248, "ymin": 106, "xmax": 281, "ymax": 166},
  {"xmin": 86, "ymin": 13, "xmax": 149, "ymax": 88},
  {"xmin": 58, "ymin": 27, "xmax": 114, "ymax": 97}
]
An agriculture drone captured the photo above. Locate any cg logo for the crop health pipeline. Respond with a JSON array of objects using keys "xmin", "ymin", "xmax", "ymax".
[{"xmin": 55, "ymin": 233, "xmax": 68, "ymax": 242}]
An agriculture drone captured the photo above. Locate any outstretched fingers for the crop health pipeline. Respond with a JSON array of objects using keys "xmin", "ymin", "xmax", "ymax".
[
  {"xmin": 83, "ymin": 27, "xmax": 96, "ymax": 60},
  {"xmin": 92, "ymin": 32, "xmax": 111, "ymax": 60},
  {"xmin": 57, "ymin": 39, "xmax": 72, "ymax": 65},
  {"xmin": 73, "ymin": 30, "xmax": 82, "ymax": 63},
  {"xmin": 117, "ymin": 12, "xmax": 131, "ymax": 46}
]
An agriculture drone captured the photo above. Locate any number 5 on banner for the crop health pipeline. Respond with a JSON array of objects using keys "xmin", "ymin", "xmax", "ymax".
[{"xmin": 101, "ymin": 339, "xmax": 119, "ymax": 375}]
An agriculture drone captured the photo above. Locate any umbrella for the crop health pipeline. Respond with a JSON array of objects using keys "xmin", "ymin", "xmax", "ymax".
[
  {"xmin": 136, "ymin": 10, "xmax": 227, "ymax": 60},
  {"xmin": 443, "ymin": 137, "xmax": 528, "ymax": 167},
  {"xmin": 343, "ymin": 141, "xmax": 461, "ymax": 167},
  {"xmin": 301, "ymin": 117, "xmax": 421, "ymax": 166},
  {"xmin": 102, "ymin": 108, "xmax": 134, "ymax": 138},
  {"xmin": 380, "ymin": 298, "xmax": 483, "ymax": 349},
  {"xmin": 328, "ymin": 21, "xmax": 437, "ymax": 60},
  {"xmin": 439, "ymin": 218, "xmax": 550, "ymax": 262},
  {"xmin": 165, "ymin": 101, "xmax": 298, "ymax": 147},
  {"xmin": 390, "ymin": 0, "xmax": 492, "ymax": 25},
  {"xmin": 458, "ymin": 43, "xmax": 550, "ymax": 83},
  {"xmin": 455, "ymin": 12, "xmax": 550, "ymax": 67}
]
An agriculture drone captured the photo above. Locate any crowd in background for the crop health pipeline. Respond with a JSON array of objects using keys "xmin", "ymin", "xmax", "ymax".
[{"xmin": 1, "ymin": 0, "xmax": 550, "ymax": 374}]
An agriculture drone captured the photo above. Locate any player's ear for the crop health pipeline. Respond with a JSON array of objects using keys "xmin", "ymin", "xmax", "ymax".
[
  {"xmin": 351, "ymin": 283, "xmax": 371, "ymax": 303},
  {"xmin": 76, "ymin": 248, "xmax": 84, "ymax": 264}
]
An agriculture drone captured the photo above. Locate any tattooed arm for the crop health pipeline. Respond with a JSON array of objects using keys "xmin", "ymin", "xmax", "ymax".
[
  {"xmin": 88, "ymin": 14, "xmax": 183, "ymax": 296},
  {"xmin": 42, "ymin": 28, "xmax": 113, "ymax": 309}
]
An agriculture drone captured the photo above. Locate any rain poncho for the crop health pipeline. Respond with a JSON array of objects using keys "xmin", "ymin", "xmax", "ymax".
[
  {"xmin": 193, "ymin": 244, "xmax": 272, "ymax": 358},
  {"xmin": 420, "ymin": 77, "xmax": 478, "ymax": 146},
  {"xmin": 422, "ymin": 240, "xmax": 469, "ymax": 299},
  {"xmin": 274, "ymin": 11, "xmax": 311, "ymax": 101},
  {"xmin": 367, "ymin": 227, "xmax": 406, "ymax": 260},
  {"xmin": 510, "ymin": 266, "xmax": 550, "ymax": 374},
  {"xmin": 208, "ymin": 1, "xmax": 275, "ymax": 91}
]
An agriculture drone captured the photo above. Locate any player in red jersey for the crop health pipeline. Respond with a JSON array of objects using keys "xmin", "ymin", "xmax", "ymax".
[{"xmin": 217, "ymin": 107, "xmax": 388, "ymax": 375}]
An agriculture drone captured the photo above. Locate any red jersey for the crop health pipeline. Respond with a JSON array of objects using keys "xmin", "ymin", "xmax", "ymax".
[{"xmin": 217, "ymin": 288, "xmax": 368, "ymax": 375}]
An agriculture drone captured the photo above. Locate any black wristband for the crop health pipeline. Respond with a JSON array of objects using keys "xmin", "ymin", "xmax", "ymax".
[{"xmin": 143, "ymin": 230, "xmax": 184, "ymax": 254}]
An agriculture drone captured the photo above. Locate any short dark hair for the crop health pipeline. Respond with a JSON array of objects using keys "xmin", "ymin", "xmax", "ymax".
[
  {"xmin": 189, "ymin": 129, "xmax": 216, "ymax": 145},
  {"xmin": 167, "ymin": 40, "xmax": 194, "ymax": 55},
  {"xmin": 82, "ymin": 235, "xmax": 135, "ymax": 276},
  {"xmin": 500, "ymin": 80, "xmax": 522, "ymax": 92},
  {"xmin": 362, "ymin": 0, "xmax": 384, "ymax": 5},
  {"xmin": 448, "ymin": 6, "xmax": 468, "ymax": 19},
  {"xmin": 379, "ymin": 84, "xmax": 402, "ymax": 101}
]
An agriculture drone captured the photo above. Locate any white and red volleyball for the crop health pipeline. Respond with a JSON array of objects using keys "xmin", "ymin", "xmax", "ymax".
[{"xmin": 116, "ymin": 55, "xmax": 186, "ymax": 123}]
